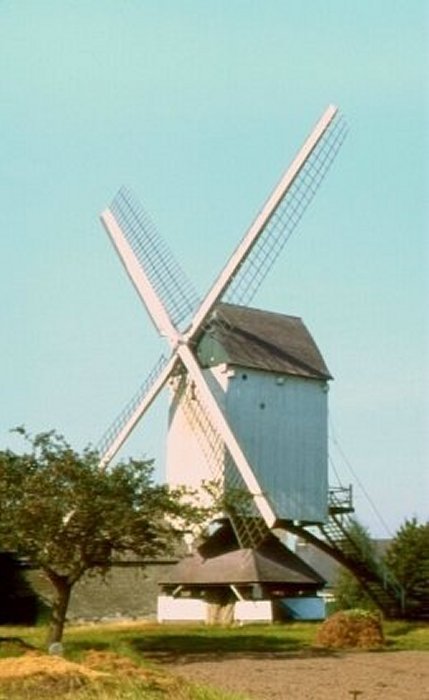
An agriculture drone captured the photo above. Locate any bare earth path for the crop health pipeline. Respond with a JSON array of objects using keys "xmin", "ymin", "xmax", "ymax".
[{"xmin": 160, "ymin": 650, "xmax": 429, "ymax": 700}]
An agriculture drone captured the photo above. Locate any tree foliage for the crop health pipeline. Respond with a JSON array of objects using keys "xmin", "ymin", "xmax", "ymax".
[
  {"xmin": 384, "ymin": 517, "xmax": 429, "ymax": 609},
  {"xmin": 333, "ymin": 568, "xmax": 376, "ymax": 612},
  {"xmin": 332, "ymin": 519, "xmax": 377, "ymax": 612},
  {"xmin": 332, "ymin": 517, "xmax": 429, "ymax": 617},
  {"xmin": 0, "ymin": 429, "xmax": 203, "ymax": 646}
]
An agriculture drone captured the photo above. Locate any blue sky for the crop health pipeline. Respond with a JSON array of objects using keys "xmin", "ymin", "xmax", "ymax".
[{"xmin": 1, "ymin": 1, "xmax": 428, "ymax": 536}]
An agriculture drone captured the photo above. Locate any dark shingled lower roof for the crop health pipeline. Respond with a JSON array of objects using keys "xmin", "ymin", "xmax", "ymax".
[
  {"xmin": 161, "ymin": 522, "xmax": 325, "ymax": 588},
  {"xmin": 199, "ymin": 303, "xmax": 332, "ymax": 380}
]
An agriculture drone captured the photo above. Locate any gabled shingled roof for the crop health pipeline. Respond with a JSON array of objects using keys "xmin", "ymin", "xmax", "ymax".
[{"xmin": 197, "ymin": 303, "xmax": 332, "ymax": 380}]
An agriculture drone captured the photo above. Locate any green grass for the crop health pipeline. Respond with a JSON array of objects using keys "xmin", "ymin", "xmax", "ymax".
[
  {"xmin": 384, "ymin": 620, "xmax": 429, "ymax": 650},
  {"xmin": 4, "ymin": 619, "xmax": 429, "ymax": 656},
  {"xmin": 0, "ymin": 620, "xmax": 318, "ymax": 661},
  {"xmin": 65, "ymin": 621, "xmax": 317, "ymax": 661},
  {"xmin": 0, "ymin": 619, "xmax": 428, "ymax": 699}
]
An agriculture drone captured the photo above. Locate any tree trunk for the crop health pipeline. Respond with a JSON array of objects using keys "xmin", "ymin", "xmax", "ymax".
[{"xmin": 46, "ymin": 575, "xmax": 72, "ymax": 648}]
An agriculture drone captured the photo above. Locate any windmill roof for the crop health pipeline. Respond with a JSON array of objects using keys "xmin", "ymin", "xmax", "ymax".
[
  {"xmin": 198, "ymin": 303, "xmax": 331, "ymax": 380},
  {"xmin": 161, "ymin": 522, "xmax": 325, "ymax": 587}
]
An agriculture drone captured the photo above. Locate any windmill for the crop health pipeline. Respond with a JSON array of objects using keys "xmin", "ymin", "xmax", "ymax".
[{"xmin": 97, "ymin": 105, "xmax": 347, "ymax": 552}]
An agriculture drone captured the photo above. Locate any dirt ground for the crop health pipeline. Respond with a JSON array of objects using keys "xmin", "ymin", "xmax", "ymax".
[
  {"xmin": 160, "ymin": 650, "xmax": 429, "ymax": 700},
  {"xmin": 0, "ymin": 647, "xmax": 427, "ymax": 699}
]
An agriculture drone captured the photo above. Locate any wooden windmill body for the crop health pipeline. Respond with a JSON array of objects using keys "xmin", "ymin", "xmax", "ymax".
[
  {"xmin": 92, "ymin": 110, "xmax": 410, "ymax": 621},
  {"xmin": 96, "ymin": 106, "xmax": 347, "ymax": 620},
  {"xmin": 167, "ymin": 302, "xmax": 332, "ymax": 526}
]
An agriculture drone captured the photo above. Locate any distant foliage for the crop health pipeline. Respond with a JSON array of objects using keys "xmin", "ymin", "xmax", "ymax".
[
  {"xmin": 384, "ymin": 518, "xmax": 429, "ymax": 612},
  {"xmin": 333, "ymin": 567, "xmax": 376, "ymax": 612},
  {"xmin": 332, "ymin": 517, "xmax": 429, "ymax": 618},
  {"xmin": 332, "ymin": 519, "xmax": 377, "ymax": 612}
]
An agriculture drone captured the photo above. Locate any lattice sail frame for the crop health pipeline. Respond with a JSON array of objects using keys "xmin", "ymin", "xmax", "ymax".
[
  {"xmin": 183, "ymin": 105, "xmax": 346, "ymax": 340},
  {"xmin": 97, "ymin": 354, "xmax": 170, "ymax": 469},
  {"xmin": 222, "ymin": 113, "xmax": 347, "ymax": 306},
  {"xmin": 110, "ymin": 188, "xmax": 200, "ymax": 331},
  {"xmin": 97, "ymin": 105, "xmax": 347, "ymax": 543}
]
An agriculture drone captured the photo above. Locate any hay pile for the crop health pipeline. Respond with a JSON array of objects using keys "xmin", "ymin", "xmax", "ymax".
[
  {"xmin": 315, "ymin": 609, "xmax": 385, "ymax": 649},
  {"xmin": 0, "ymin": 652, "xmax": 106, "ymax": 682},
  {"xmin": 0, "ymin": 652, "xmax": 106, "ymax": 697},
  {"xmin": 0, "ymin": 645, "xmax": 185, "ymax": 698}
]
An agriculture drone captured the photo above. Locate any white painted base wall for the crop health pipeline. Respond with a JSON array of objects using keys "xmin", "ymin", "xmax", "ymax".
[
  {"xmin": 234, "ymin": 600, "xmax": 273, "ymax": 623},
  {"xmin": 157, "ymin": 596, "xmax": 326, "ymax": 623},
  {"xmin": 158, "ymin": 595, "xmax": 207, "ymax": 623},
  {"xmin": 158, "ymin": 596, "xmax": 273, "ymax": 623}
]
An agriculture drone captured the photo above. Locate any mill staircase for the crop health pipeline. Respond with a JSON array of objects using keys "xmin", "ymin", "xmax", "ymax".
[{"xmin": 286, "ymin": 487, "xmax": 406, "ymax": 618}]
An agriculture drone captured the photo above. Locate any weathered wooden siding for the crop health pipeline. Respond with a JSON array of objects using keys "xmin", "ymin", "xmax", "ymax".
[
  {"xmin": 166, "ymin": 364, "xmax": 328, "ymax": 524},
  {"xmin": 225, "ymin": 367, "xmax": 328, "ymax": 523}
]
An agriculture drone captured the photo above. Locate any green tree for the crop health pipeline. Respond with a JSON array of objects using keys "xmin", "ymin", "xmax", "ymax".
[
  {"xmin": 332, "ymin": 519, "xmax": 377, "ymax": 611},
  {"xmin": 0, "ymin": 429, "xmax": 202, "ymax": 647},
  {"xmin": 384, "ymin": 518, "xmax": 429, "ymax": 613},
  {"xmin": 333, "ymin": 567, "xmax": 376, "ymax": 612}
]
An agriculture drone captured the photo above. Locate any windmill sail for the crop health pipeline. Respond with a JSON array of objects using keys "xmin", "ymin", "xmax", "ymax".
[
  {"xmin": 177, "ymin": 371, "xmax": 271, "ymax": 549},
  {"xmin": 176, "ymin": 342, "xmax": 277, "ymax": 531},
  {"xmin": 185, "ymin": 106, "xmax": 347, "ymax": 340},
  {"xmin": 97, "ymin": 354, "xmax": 175, "ymax": 469},
  {"xmin": 222, "ymin": 111, "xmax": 347, "ymax": 306},
  {"xmin": 107, "ymin": 187, "xmax": 200, "ymax": 332}
]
